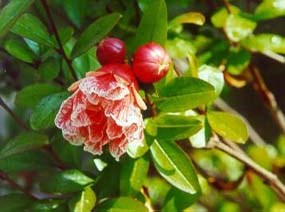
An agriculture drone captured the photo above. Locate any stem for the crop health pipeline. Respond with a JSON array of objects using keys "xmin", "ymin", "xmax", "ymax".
[
  {"xmin": 221, "ymin": 0, "xmax": 231, "ymax": 13},
  {"xmin": 207, "ymin": 135, "xmax": 285, "ymax": 201},
  {"xmin": 40, "ymin": 0, "xmax": 77, "ymax": 81},
  {"xmin": 0, "ymin": 172, "xmax": 37, "ymax": 199},
  {"xmin": 249, "ymin": 65, "xmax": 285, "ymax": 135},
  {"xmin": 0, "ymin": 97, "xmax": 29, "ymax": 130}
]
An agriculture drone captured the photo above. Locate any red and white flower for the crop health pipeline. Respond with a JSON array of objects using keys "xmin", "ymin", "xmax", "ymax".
[{"xmin": 55, "ymin": 64, "xmax": 146, "ymax": 160}]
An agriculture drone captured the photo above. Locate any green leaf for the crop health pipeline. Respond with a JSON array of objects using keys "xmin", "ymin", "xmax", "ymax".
[
  {"xmin": 69, "ymin": 186, "xmax": 96, "ymax": 212},
  {"xmin": 0, "ymin": 0, "xmax": 35, "ymax": 37},
  {"xmin": 97, "ymin": 197, "xmax": 148, "ymax": 212},
  {"xmin": 134, "ymin": 0, "xmax": 167, "ymax": 50},
  {"xmin": 241, "ymin": 34, "xmax": 285, "ymax": 54},
  {"xmin": 51, "ymin": 133, "xmax": 82, "ymax": 168},
  {"xmin": 127, "ymin": 136, "xmax": 149, "ymax": 158},
  {"xmin": 71, "ymin": 13, "xmax": 121, "ymax": 58},
  {"xmin": 255, "ymin": 0, "xmax": 285, "ymax": 20},
  {"xmin": 154, "ymin": 77, "xmax": 216, "ymax": 112},
  {"xmin": 28, "ymin": 199, "xmax": 67, "ymax": 212},
  {"xmin": 169, "ymin": 12, "xmax": 205, "ymax": 30},
  {"xmin": 30, "ymin": 92, "xmax": 69, "ymax": 130},
  {"xmin": 39, "ymin": 58, "xmax": 61, "ymax": 80},
  {"xmin": 198, "ymin": 65, "xmax": 224, "ymax": 96},
  {"xmin": 63, "ymin": 0, "xmax": 87, "ymax": 28},
  {"xmin": 211, "ymin": 5, "xmax": 240, "ymax": 28},
  {"xmin": 163, "ymin": 188, "xmax": 200, "ymax": 212},
  {"xmin": 0, "ymin": 132, "xmax": 48, "ymax": 159},
  {"xmin": 120, "ymin": 156, "xmax": 149, "ymax": 195},
  {"xmin": 146, "ymin": 114, "xmax": 202, "ymax": 140},
  {"xmin": 226, "ymin": 48, "xmax": 251, "ymax": 75},
  {"xmin": 0, "ymin": 194, "xmax": 33, "ymax": 212},
  {"xmin": 150, "ymin": 139, "xmax": 201, "ymax": 194},
  {"xmin": 165, "ymin": 38, "xmax": 196, "ymax": 59},
  {"xmin": 207, "ymin": 111, "xmax": 248, "ymax": 143},
  {"xmin": 11, "ymin": 13, "xmax": 54, "ymax": 47},
  {"xmin": 225, "ymin": 14, "xmax": 256, "ymax": 42},
  {"xmin": 15, "ymin": 83, "xmax": 62, "ymax": 108},
  {"xmin": 41, "ymin": 169, "xmax": 94, "ymax": 194},
  {"xmin": 4, "ymin": 39, "xmax": 37, "ymax": 63},
  {"xmin": 0, "ymin": 150, "xmax": 52, "ymax": 172}
]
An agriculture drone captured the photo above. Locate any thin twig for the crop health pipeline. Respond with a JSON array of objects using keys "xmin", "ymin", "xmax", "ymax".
[
  {"xmin": 249, "ymin": 65, "xmax": 285, "ymax": 135},
  {"xmin": 0, "ymin": 172, "xmax": 37, "ymax": 199},
  {"xmin": 0, "ymin": 97, "xmax": 29, "ymax": 130},
  {"xmin": 221, "ymin": 0, "xmax": 232, "ymax": 14},
  {"xmin": 207, "ymin": 135, "xmax": 285, "ymax": 201},
  {"xmin": 214, "ymin": 98, "xmax": 266, "ymax": 146},
  {"xmin": 40, "ymin": 0, "xmax": 77, "ymax": 81}
]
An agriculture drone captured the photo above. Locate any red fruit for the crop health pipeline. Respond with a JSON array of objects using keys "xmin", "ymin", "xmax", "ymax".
[
  {"xmin": 96, "ymin": 37, "xmax": 126, "ymax": 65},
  {"xmin": 132, "ymin": 42, "xmax": 171, "ymax": 83}
]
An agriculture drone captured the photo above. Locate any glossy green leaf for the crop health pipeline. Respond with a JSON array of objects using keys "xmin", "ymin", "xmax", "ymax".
[
  {"xmin": 97, "ymin": 197, "xmax": 148, "ymax": 212},
  {"xmin": 226, "ymin": 48, "xmax": 251, "ymax": 75},
  {"xmin": 163, "ymin": 188, "xmax": 200, "ymax": 211},
  {"xmin": 169, "ymin": 12, "xmax": 205, "ymax": 30},
  {"xmin": 11, "ymin": 13, "xmax": 54, "ymax": 47},
  {"xmin": 52, "ymin": 26, "xmax": 74, "ymax": 46},
  {"xmin": 51, "ymin": 133, "xmax": 82, "ymax": 168},
  {"xmin": 0, "ymin": 194, "xmax": 33, "ymax": 211},
  {"xmin": 166, "ymin": 38, "xmax": 196, "ymax": 59},
  {"xmin": 0, "ymin": 132, "xmax": 48, "ymax": 159},
  {"xmin": 150, "ymin": 139, "xmax": 201, "ymax": 194},
  {"xmin": 28, "ymin": 199, "xmax": 67, "ymax": 211},
  {"xmin": 15, "ymin": 83, "xmax": 62, "ymax": 108},
  {"xmin": 146, "ymin": 114, "xmax": 202, "ymax": 140},
  {"xmin": 134, "ymin": 0, "xmax": 167, "ymax": 50},
  {"xmin": 30, "ymin": 92, "xmax": 69, "ymax": 130},
  {"xmin": 41, "ymin": 169, "xmax": 94, "ymax": 194},
  {"xmin": 241, "ymin": 34, "xmax": 285, "ymax": 54},
  {"xmin": 4, "ymin": 39, "xmax": 37, "ymax": 63},
  {"xmin": 39, "ymin": 58, "xmax": 60, "ymax": 80},
  {"xmin": 0, "ymin": 150, "xmax": 52, "ymax": 172},
  {"xmin": 154, "ymin": 77, "xmax": 216, "ymax": 112},
  {"xmin": 69, "ymin": 186, "xmax": 96, "ymax": 212},
  {"xmin": 120, "ymin": 156, "xmax": 149, "ymax": 195},
  {"xmin": 207, "ymin": 111, "xmax": 248, "ymax": 143},
  {"xmin": 0, "ymin": 0, "xmax": 35, "ymax": 37},
  {"xmin": 71, "ymin": 13, "xmax": 121, "ymax": 58},
  {"xmin": 255, "ymin": 0, "xmax": 285, "ymax": 20},
  {"xmin": 63, "ymin": 0, "xmax": 87, "ymax": 28},
  {"xmin": 198, "ymin": 65, "xmax": 224, "ymax": 96},
  {"xmin": 211, "ymin": 5, "xmax": 240, "ymax": 28},
  {"xmin": 127, "ymin": 136, "xmax": 149, "ymax": 158},
  {"xmin": 225, "ymin": 14, "xmax": 257, "ymax": 42}
]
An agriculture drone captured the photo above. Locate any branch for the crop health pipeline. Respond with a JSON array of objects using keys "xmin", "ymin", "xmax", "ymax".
[
  {"xmin": 221, "ymin": 0, "xmax": 231, "ymax": 14},
  {"xmin": 0, "ymin": 172, "xmax": 37, "ymax": 199},
  {"xmin": 40, "ymin": 0, "xmax": 77, "ymax": 81},
  {"xmin": 207, "ymin": 135, "xmax": 285, "ymax": 201},
  {"xmin": 0, "ymin": 97, "xmax": 29, "ymax": 130},
  {"xmin": 248, "ymin": 65, "xmax": 285, "ymax": 135}
]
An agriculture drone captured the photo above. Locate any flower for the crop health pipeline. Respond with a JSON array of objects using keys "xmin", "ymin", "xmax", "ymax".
[{"xmin": 55, "ymin": 64, "xmax": 146, "ymax": 160}]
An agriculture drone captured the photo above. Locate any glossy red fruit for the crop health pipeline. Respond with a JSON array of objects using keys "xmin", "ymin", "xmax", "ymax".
[
  {"xmin": 96, "ymin": 37, "xmax": 126, "ymax": 65},
  {"xmin": 132, "ymin": 42, "xmax": 171, "ymax": 83}
]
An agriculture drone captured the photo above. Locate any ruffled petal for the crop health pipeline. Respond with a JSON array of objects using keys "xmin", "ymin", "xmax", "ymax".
[
  {"xmin": 109, "ymin": 135, "xmax": 128, "ymax": 160},
  {"xmin": 106, "ymin": 117, "xmax": 123, "ymax": 139},
  {"xmin": 79, "ymin": 74, "xmax": 129, "ymax": 101}
]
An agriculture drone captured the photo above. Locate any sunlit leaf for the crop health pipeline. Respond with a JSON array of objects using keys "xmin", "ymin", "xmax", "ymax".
[
  {"xmin": 150, "ymin": 139, "xmax": 201, "ymax": 194},
  {"xmin": 207, "ymin": 111, "xmax": 248, "ymax": 143},
  {"xmin": 211, "ymin": 5, "xmax": 240, "ymax": 28},
  {"xmin": 169, "ymin": 12, "xmax": 205, "ymax": 30},
  {"xmin": 69, "ymin": 186, "xmax": 96, "ymax": 212},
  {"xmin": 154, "ymin": 77, "xmax": 216, "ymax": 112},
  {"xmin": 97, "ymin": 197, "xmax": 148, "ymax": 212},
  {"xmin": 255, "ymin": 0, "xmax": 285, "ymax": 20}
]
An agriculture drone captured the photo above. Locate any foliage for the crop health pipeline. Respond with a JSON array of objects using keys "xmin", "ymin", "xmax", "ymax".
[{"xmin": 0, "ymin": 0, "xmax": 285, "ymax": 211}]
